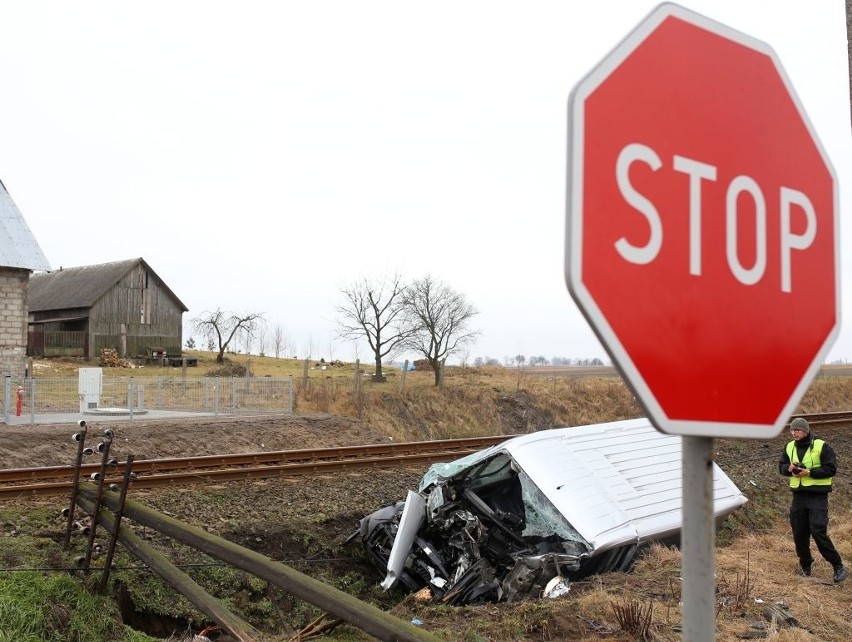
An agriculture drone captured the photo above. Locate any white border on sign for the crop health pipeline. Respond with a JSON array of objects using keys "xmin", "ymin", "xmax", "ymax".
[{"xmin": 564, "ymin": 2, "xmax": 840, "ymax": 439}]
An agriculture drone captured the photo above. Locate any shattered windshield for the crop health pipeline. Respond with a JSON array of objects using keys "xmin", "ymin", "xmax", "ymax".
[
  {"xmin": 517, "ymin": 468, "xmax": 584, "ymax": 543},
  {"xmin": 419, "ymin": 448, "xmax": 499, "ymax": 491},
  {"xmin": 420, "ymin": 451, "xmax": 586, "ymax": 545}
]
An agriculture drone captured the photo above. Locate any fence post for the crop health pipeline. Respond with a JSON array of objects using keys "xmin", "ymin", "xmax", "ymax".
[
  {"xmin": 128, "ymin": 378, "xmax": 135, "ymax": 420},
  {"xmin": 288, "ymin": 376, "xmax": 294, "ymax": 414},
  {"xmin": 3, "ymin": 375, "xmax": 10, "ymax": 424},
  {"xmin": 400, "ymin": 360, "xmax": 408, "ymax": 392},
  {"xmin": 353, "ymin": 360, "xmax": 362, "ymax": 419},
  {"xmin": 214, "ymin": 378, "xmax": 219, "ymax": 416},
  {"xmin": 231, "ymin": 378, "xmax": 237, "ymax": 414},
  {"xmin": 301, "ymin": 358, "xmax": 309, "ymax": 392},
  {"xmin": 29, "ymin": 377, "xmax": 36, "ymax": 424},
  {"xmin": 156, "ymin": 377, "xmax": 163, "ymax": 408}
]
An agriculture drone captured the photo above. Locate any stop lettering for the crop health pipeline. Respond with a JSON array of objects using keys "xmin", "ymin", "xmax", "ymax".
[
  {"xmin": 565, "ymin": 5, "xmax": 838, "ymax": 438},
  {"xmin": 615, "ymin": 142, "xmax": 816, "ymax": 294}
]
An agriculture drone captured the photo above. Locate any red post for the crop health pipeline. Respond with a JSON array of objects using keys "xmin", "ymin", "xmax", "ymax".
[{"xmin": 15, "ymin": 387, "xmax": 23, "ymax": 416}]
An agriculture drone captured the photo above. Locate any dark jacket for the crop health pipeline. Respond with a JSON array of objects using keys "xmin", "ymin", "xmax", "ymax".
[{"xmin": 778, "ymin": 433, "xmax": 837, "ymax": 494}]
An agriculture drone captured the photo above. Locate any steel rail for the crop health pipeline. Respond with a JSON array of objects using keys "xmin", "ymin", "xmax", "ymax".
[
  {"xmin": 3, "ymin": 411, "xmax": 850, "ymax": 500},
  {"xmin": 0, "ymin": 435, "xmax": 509, "ymax": 485},
  {"xmin": 788, "ymin": 410, "xmax": 852, "ymax": 425},
  {"xmin": 0, "ymin": 447, "xmax": 495, "ymax": 500}
]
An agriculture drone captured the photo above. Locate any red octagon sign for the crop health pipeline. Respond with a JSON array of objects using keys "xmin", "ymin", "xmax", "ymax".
[{"xmin": 565, "ymin": 4, "xmax": 839, "ymax": 438}]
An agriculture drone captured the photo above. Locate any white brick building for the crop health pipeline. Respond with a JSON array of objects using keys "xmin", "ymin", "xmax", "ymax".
[{"xmin": 0, "ymin": 180, "xmax": 50, "ymax": 377}]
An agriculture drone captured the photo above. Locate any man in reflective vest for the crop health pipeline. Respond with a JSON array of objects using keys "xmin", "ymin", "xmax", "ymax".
[{"xmin": 779, "ymin": 417, "xmax": 847, "ymax": 583}]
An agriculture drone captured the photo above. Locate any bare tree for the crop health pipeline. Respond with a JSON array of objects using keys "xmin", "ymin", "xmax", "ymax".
[
  {"xmin": 256, "ymin": 325, "xmax": 268, "ymax": 357},
  {"xmin": 402, "ymin": 275, "xmax": 480, "ymax": 386},
  {"xmin": 337, "ymin": 274, "xmax": 413, "ymax": 382},
  {"xmin": 302, "ymin": 336, "xmax": 317, "ymax": 361},
  {"xmin": 191, "ymin": 309, "xmax": 265, "ymax": 363},
  {"xmin": 271, "ymin": 324, "xmax": 285, "ymax": 358}
]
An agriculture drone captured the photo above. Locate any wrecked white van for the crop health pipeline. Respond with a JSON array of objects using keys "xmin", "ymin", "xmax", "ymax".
[{"xmin": 352, "ymin": 418, "xmax": 747, "ymax": 605}]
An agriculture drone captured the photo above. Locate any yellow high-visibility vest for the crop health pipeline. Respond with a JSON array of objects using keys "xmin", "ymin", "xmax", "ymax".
[{"xmin": 786, "ymin": 438, "xmax": 831, "ymax": 489}]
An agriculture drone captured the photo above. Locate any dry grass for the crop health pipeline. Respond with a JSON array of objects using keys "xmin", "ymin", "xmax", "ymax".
[
  {"xmin": 22, "ymin": 354, "xmax": 852, "ymax": 640},
  {"xmin": 437, "ymin": 515, "xmax": 852, "ymax": 642}
]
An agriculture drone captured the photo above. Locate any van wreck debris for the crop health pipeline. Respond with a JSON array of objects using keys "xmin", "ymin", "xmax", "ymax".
[{"xmin": 351, "ymin": 418, "xmax": 747, "ymax": 605}]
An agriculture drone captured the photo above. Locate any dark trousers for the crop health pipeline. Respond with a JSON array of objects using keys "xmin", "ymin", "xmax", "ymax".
[{"xmin": 789, "ymin": 492, "xmax": 842, "ymax": 569}]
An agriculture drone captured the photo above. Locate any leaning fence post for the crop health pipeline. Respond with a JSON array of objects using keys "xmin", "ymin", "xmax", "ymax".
[
  {"xmin": 77, "ymin": 487, "xmax": 442, "ymax": 642},
  {"xmin": 84, "ymin": 430, "xmax": 114, "ymax": 570},
  {"xmin": 63, "ymin": 420, "xmax": 88, "ymax": 551},
  {"xmin": 100, "ymin": 454, "xmax": 135, "ymax": 592},
  {"xmin": 78, "ymin": 493, "xmax": 260, "ymax": 642}
]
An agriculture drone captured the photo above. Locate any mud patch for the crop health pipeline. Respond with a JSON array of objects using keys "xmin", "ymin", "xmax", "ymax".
[
  {"xmin": 116, "ymin": 582, "xmax": 190, "ymax": 639},
  {"xmin": 495, "ymin": 391, "xmax": 556, "ymax": 433}
]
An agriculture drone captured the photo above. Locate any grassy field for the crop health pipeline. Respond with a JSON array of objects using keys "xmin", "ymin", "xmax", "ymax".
[
  {"xmin": 6, "ymin": 356, "xmax": 852, "ymax": 640},
  {"xmin": 33, "ymin": 350, "xmax": 345, "ymax": 379}
]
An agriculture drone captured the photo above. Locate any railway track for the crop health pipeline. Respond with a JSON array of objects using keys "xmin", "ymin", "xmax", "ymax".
[
  {"xmin": 0, "ymin": 435, "xmax": 510, "ymax": 499},
  {"xmin": 788, "ymin": 410, "xmax": 852, "ymax": 425},
  {"xmin": 3, "ymin": 411, "xmax": 850, "ymax": 500}
]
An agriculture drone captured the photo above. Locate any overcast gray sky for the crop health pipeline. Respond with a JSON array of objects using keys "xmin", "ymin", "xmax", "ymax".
[{"xmin": 0, "ymin": 1, "xmax": 848, "ymax": 365}]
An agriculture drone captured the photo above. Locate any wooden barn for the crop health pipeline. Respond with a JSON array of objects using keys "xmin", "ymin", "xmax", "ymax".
[{"xmin": 27, "ymin": 258, "xmax": 188, "ymax": 360}]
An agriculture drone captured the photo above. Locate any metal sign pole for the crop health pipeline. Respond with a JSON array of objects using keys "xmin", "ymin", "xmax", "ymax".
[{"xmin": 682, "ymin": 435, "xmax": 715, "ymax": 641}]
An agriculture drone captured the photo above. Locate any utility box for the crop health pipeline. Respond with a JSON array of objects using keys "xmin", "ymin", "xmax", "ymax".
[{"xmin": 79, "ymin": 368, "xmax": 103, "ymax": 412}]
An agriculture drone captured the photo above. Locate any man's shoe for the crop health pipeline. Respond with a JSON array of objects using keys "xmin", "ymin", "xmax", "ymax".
[
  {"xmin": 799, "ymin": 565, "xmax": 812, "ymax": 577},
  {"xmin": 834, "ymin": 566, "xmax": 848, "ymax": 583}
]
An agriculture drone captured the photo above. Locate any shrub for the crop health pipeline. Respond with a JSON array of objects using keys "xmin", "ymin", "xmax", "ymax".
[{"xmin": 207, "ymin": 359, "xmax": 247, "ymax": 377}]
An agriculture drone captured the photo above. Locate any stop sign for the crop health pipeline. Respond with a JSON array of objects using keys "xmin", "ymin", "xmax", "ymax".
[{"xmin": 565, "ymin": 4, "xmax": 839, "ymax": 438}]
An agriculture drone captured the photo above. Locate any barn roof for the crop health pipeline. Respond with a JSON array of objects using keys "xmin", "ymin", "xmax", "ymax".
[
  {"xmin": 0, "ymin": 179, "xmax": 50, "ymax": 271},
  {"xmin": 28, "ymin": 257, "xmax": 188, "ymax": 313}
]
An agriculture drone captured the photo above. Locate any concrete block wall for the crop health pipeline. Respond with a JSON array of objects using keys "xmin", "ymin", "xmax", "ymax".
[{"xmin": 0, "ymin": 267, "xmax": 29, "ymax": 377}]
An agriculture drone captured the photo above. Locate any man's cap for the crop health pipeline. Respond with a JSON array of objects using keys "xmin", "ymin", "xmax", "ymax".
[{"xmin": 791, "ymin": 417, "xmax": 810, "ymax": 433}]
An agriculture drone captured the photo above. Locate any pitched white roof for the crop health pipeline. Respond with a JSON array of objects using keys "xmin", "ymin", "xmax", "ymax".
[{"xmin": 0, "ymin": 180, "xmax": 50, "ymax": 271}]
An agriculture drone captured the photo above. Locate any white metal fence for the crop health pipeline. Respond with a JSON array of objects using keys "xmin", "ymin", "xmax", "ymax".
[{"xmin": 2, "ymin": 375, "xmax": 295, "ymax": 424}]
